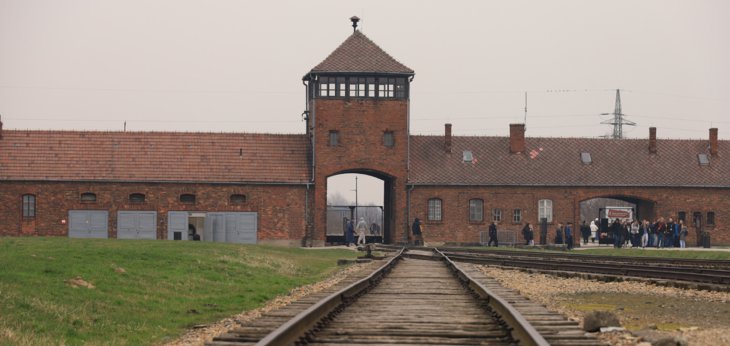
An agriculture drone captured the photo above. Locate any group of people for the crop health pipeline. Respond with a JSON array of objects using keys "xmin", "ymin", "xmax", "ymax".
[
  {"xmin": 604, "ymin": 217, "xmax": 689, "ymax": 249},
  {"xmin": 520, "ymin": 222, "xmax": 575, "ymax": 249},
  {"xmin": 344, "ymin": 217, "xmax": 370, "ymax": 247}
]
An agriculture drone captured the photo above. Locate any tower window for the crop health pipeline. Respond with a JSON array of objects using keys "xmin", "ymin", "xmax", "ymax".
[
  {"xmin": 337, "ymin": 77, "xmax": 347, "ymax": 97},
  {"xmin": 349, "ymin": 77, "xmax": 366, "ymax": 97},
  {"xmin": 395, "ymin": 78, "xmax": 407, "ymax": 98},
  {"xmin": 383, "ymin": 131, "xmax": 394, "ymax": 147},
  {"xmin": 22, "ymin": 194, "xmax": 36, "ymax": 218},
  {"xmin": 318, "ymin": 76, "xmax": 336, "ymax": 97},
  {"xmin": 329, "ymin": 130, "xmax": 340, "ymax": 146},
  {"xmin": 367, "ymin": 77, "xmax": 376, "ymax": 97},
  {"xmin": 378, "ymin": 77, "xmax": 395, "ymax": 98}
]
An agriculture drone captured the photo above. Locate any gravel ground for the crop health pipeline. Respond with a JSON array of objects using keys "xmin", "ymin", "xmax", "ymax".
[
  {"xmin": 478, "ymin": 266, "xmax": 730, "ymax": 346},
  {"xmin": 163, "ymin": 261, "xmax": 375, "ymax": 346}
]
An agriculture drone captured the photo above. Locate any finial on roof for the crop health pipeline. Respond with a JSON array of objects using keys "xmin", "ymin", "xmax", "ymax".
[{"xmin": 350, "ymin": 16, "xmax": 360, "ymax": 32}]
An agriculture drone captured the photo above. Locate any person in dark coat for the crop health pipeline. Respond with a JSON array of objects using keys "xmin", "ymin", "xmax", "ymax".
[
  {"xmin": 411, "ymin": 218, "xmax": 423, "ymax": 246},
  {"xmin": 554, "ymin": 223, "xmax": 564, "ymax": 245},
  {"xmin": 487, "ymin": 222, "xmax": 498, "ymax": 247},
  {"xmin": 565, "ymin": 222, "xmax": 574, "ymax": 250},
  {"xmin": 521, "ymin": 223, "xmax": 531, "ymax": 245},
  {"xmin": 612, "ymin": 219, "xmax": 623, "ymax": 248},
  {"xmin": 580, "ymin": 221, "xmax": 590, "ymax": 245},
  {"xmin": 345, "ymin": 219, "xmax": 354, "ymax": 246}
]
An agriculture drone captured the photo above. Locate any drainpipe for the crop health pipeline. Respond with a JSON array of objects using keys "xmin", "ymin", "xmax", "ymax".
[
  {"xmin": 405, "ymin": 184, "xmax": 414, "ymax": 245},
  {"xmin": 304, "ymin": 182, "xmax": 312, "ymax": 247}
]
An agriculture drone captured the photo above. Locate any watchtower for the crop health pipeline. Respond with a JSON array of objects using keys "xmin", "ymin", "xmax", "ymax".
[{"xmin": 303, "ymin": 17, "xmax": 414, "ymax": 245}]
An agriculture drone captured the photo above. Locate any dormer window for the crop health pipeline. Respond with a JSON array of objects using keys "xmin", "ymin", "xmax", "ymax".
[{"xmin": 463, "ymin": 150, "xmax": 473, "ymax": 163}]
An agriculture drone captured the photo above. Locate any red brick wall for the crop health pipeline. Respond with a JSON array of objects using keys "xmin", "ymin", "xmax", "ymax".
[
  {"xmin": 410, "ymin": 185, "xmax": 730, "ymax": 246},
  {"xmin": 311, "ymin": 98, "xmax": 410, "ymax": 244},
  {"xmin": 0, "ymin": 181, "xmax": 307, "ymax": 243}
]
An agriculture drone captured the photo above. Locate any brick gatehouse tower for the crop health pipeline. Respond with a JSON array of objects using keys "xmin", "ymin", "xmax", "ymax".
[{"xmin": 303, "ymin": 17, "xmax": 414, "ymax": 245}]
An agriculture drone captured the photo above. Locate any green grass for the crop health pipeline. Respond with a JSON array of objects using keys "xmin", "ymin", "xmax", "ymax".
[{"xmin": 0, "ymin": 237, "xmax": 358, "ymax": 345}]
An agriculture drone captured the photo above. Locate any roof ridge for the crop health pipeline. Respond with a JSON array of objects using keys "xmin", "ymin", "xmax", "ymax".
[{"xmin": 308, "ymin": 30, "xmax": 413, "ymax": 75}]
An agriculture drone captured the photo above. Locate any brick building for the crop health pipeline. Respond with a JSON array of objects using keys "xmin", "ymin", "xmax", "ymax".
[{"xmin": 1, "ymin": 22, "xmax": 728, "ymax": 246}]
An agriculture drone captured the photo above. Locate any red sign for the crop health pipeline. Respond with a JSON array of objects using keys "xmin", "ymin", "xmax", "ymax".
[{"xmin": 607, "ymin": 209, "xmax": 631, "ymax": 219}]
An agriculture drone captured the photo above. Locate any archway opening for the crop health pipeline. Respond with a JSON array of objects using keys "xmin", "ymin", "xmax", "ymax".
[
  {"xmin": 579, "ymin": 195, "xmax": 655, "ymax": 245},
  {"xmin": 326, "ymin": 172, "xmax": 392, "ymax": 244}
]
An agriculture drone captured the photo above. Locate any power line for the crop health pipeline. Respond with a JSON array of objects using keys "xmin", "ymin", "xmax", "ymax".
[{"xmin": 600, "ymin": 89, "xmax": 635, "ymax": 139}]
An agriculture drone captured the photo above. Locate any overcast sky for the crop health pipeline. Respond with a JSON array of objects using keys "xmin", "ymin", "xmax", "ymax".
[{"xmin": 1, "ymin": 0, "xmax": 728, "ymax": 204}]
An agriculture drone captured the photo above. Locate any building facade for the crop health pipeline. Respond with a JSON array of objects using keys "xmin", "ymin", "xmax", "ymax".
[{"xmin": 1, "ymin": 23, "xmax": 728, "ymax": 245}]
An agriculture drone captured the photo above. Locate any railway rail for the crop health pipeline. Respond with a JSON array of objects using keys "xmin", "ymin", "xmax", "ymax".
[{"xmin": 208, "ymin": 248, "xmax": 604, "ymax": 346}]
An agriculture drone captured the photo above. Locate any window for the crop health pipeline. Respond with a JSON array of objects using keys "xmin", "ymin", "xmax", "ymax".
[
  {"xmin": 180, "ymin": 194, "xmax": 196, "ymax": 204},
  {"xmin": 463, "ymin": 150, "xmax": 473, "ymax": 163},
  {"xmin": 580, "ymin": 152, "xmax": 592, "ymax": 165},
  {"xmin": 329, "ymin": 130, "xmax": 340, "ymax": 146},
  {"xmin": 80, "ymin": 192, "xmax": 97, "ymax": 202},
  {"xmin": 230, "ymin": 194, "xmax": 246, "ymax": 204},
  {"xmin": 22, "ymin": 194, "xmax": 36, "ymax": 218},
  {"xmin": 337, "ymin": 77, "xmax": 347, "ymax": 97},
  {"xmin": 349, "ymin": 77, "xmax": 366, "ymax": 97},
  {"xmin": 513, "ymin": 209, "xmax": 522, "ymax": 223},
  {"xmin": 367, "ymin": 77, "xmax": 376, "ymax": 97},
  {"xmin": 318, "ymin": 76, "xmax": 336, "ymax": 97},
  {"xmin": 378, "ymin": 77, "xmax": 395, "ymax": 98},
  {"xmin": 698, "ymin": 154, "xmax": 710, "ymax": 166},
  {"xmin": 707, "ymin": 212, "xmax": 715, "ymax": 225},
  {"xmin": 538, "ymin": 199, "xmax": 553, "ymax": 223},
  {"xmin": 492, "ymin": 208, "xmax": 502, "ymax": 222},
  {"xmin": 469, "ymin": 199, "xmax": 483, "ymax": 222},
  {"xmin": 678, "ymin": 211, "xmax": 686, "ymax": 222},
  {"xmin": 129, "ymin": 193, "xmax": 145, "ymax": 203},
  {"xmin": 383, "ymin": 131, "xmax": 394, "ymax": 148},
  {"xmin": 428, "ymin": 198, "xmax": 442, "ymax": 221},
  {"xmin": 395, "ymin": 78, "xmax": 407, "ymax": 98}
]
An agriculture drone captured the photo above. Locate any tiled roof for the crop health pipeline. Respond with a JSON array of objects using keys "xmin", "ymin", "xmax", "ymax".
[
  {"xmin": 0, "ymin": 131, "xmax": 311, "ymax": 184},
  {"xmin": 410, "ymin": 135, "xmax": 730, "ymax": 187},
  {"xmin": 308, "ymin": 31, "xmax": 414, "ymax": 75}
]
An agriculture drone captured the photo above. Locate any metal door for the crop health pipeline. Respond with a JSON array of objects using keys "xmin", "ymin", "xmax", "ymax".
[
  {"xmin": 167, "ymin": 211, "xmax": 189, "ymax": 240},
  {"xmin": 68, "ymin": 210, "xmax": 109, "ymax": 238},
  {"xmin": 206, "ymin": 213, "xmax": 227, "ymax": 242},
  {"xmin": 117, "ymin": 211, "xmax": 157, "ymax": 240}
]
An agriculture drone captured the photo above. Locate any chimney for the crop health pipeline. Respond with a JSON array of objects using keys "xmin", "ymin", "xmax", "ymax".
[
  {"xmin": 509, "ymin": 123, "xmax": 525, "ymax": 154},
  {"xmin": 649, "ymin": 127, "xmax": 657, "ymax": 154},
  {"xmin": 444, "ymin": 123, "xmax": 452, "ymax": 153},
  {"xmin": 0, "ymin": 115, "xmax": 3, "ymax": 140},
  {"xmin": 710, "ymin": 128, "xmax": 718, "ymax": 156}
]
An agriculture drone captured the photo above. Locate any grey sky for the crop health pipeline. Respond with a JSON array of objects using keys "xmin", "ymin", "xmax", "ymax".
[{"xmin": 1, "ymin": 0, "xmax": 728, "ymax": 204}]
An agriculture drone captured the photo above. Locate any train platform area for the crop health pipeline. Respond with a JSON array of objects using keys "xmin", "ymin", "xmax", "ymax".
[{"xmin": 574, "ymin": 241, "xmax": 730, "ymax": 252}]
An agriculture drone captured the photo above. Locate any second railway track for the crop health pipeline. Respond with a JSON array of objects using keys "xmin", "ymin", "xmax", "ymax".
[{"xmin": 209, "ymin": 248, "xmax": 606, "ymax": 346}]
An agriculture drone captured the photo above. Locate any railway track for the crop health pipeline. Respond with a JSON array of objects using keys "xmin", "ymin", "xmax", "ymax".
[{"xmin": 208, "ymin": 248, "xmax": 604, "ymax": 346}]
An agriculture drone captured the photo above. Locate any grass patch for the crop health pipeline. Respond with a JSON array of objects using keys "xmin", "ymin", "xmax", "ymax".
[{"xmin": 0, "ymin": 237, "xmax": 357, "ymax": 345}]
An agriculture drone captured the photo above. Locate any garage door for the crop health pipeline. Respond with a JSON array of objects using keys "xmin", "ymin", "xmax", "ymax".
[
  {"xmin": 205, "ymin": 212, "xmax": 257, "ymax": 244},
  {"xmin": 117, "ymin": 211, "xmax": 157, "ymax": 240},
  {"xmin": 68, "ymin": 210, "xmax": 109, "ymax": 238}
]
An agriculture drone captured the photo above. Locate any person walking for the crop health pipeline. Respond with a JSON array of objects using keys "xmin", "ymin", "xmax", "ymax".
[
  {"xmin": 641, "ymin": 220, "xmax": 650, "ymax": 248},
  {"xmin": 612, "ymin": 219, "xmax": 622, "ymax": 248},
  {"xmin": 580, "ymin": 221, "xmax": 590, "ymax": 245},
  {"xmin": 589, "ymin": 219, "xmax": 599, "ymax": 243},
  {"xmin": 356, "ymin": 217, "xmax": 368, "ymax": 245},
  {"xmin": 411, "ymin": 218, "xmax": 423, "ymax": 246},
  {"xmin": 528, "ymin": 223, "xmax": 535, "ymax": 246},
  {"xmin": 345, "ymin": 219, "xmax": 354, "ymax": 247},
  {"xmin": 487, "ymin": 222, "xmax": 498, "ymax": 247},
  {"xmin": 554, "ymin": 223, "xmax": 564, "ymax": 245}
]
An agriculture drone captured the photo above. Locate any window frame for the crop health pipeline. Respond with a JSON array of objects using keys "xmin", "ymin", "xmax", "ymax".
[
  {"xmin": 469, "ymin": 199, "xmax": 483, "ymax": 223},
  {"xmin": 492, "ymin": 208, "xmax": 502, "ymax": 222},
  {"xmin": 230, "ymin": 194, "xmax": 247, "ymax": 204},
  {"xmin": 328, "ymin": 130, "xmax": 340, "ymax": 146},
  {"xmin": 383, "ymin": 131, "xmax": 395, "ymax": 148},
  {"xmin": 22, "ymin": 194, "xmax": 36, "ymax": 218},
  {"xmin": 538, "ymin": 199, "xmax": 553, "ymax": 223},
  {"xmin": 180, "ymin": 194, "xmax": 196, "ymax": 204},
  {"xmin": 707, "ymin": 211, "xmax": 715, "ymax": 226},
  {"xmin": 129, "ymin": 193, "xmax": 146, "ymax": 204},
  {"xmin": 80, "ymin": 192, "xmax": 97, "ymax": 203},
  {"xmin": 427, "ymin": 198, "xmax": 442, "ymax": 222},
  {"xmin": 513, "ymin": 208, "xmax": 522, "ymax": 223}
]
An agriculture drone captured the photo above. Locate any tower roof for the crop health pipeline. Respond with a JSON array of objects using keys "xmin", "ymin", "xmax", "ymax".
[{"xmin": 306, "ymin": 31, "xmax": 414, "ymax": 76}]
